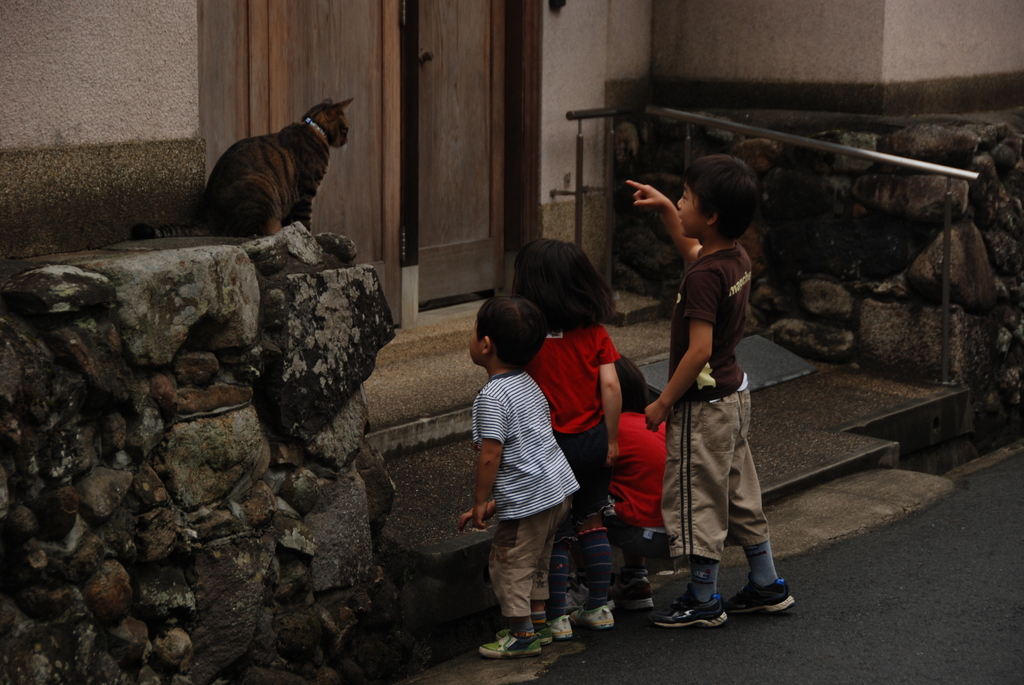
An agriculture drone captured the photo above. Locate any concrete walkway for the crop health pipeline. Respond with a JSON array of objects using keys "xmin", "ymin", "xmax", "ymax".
[
  {"xmin": 363, "ymin": 294, "xmax": 984, "ymax": 669},
  {"xmin": 395, "ymin": 440, "xmax": 1023, "ymax": 685}
]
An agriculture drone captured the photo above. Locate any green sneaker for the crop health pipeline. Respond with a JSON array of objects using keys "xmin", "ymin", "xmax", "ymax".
[
  {"xmin": 495, "ymin": 625, "xmax": 553, "ymax": 646},
  {"xmin": 479, "ymin": 631, "xmax": 541, "ymax": 659}
]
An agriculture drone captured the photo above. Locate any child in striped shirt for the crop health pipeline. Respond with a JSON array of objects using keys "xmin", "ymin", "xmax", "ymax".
[{"xmin": 457, "ymin": 296, "xmax": 579, "ymax": 659}]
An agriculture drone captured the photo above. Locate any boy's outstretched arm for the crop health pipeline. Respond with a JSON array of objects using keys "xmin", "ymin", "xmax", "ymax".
[
  {"xmin": 625, "ymin": 180, "xmax": 700, "ymax": 263},
  {"xmin": 645, "ymin": 318, "xmax": 713, "ymax": 430},
  {"xmin": 598, "ymin": 362, "xmax": 621, "ymax": 467}
]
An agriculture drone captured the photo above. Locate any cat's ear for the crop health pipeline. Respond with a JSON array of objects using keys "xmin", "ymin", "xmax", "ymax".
[
  {"xmin": 320, "ymin": 98, "xmax": 334, "ymax": 105},
  {"xmin": 339, "ymin": 98, "xmax": 354, "ymax": 111}
]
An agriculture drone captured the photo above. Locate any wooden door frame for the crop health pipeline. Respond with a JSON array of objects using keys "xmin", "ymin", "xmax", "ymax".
[
  {"xmin": 397, "ymin": 0, "xmax": 538, "ymax": 324},
  {"xmin": 382, "ymin": 0, "xmax": 403, "ymax": 324},
  {"xmin": 503, "ymin": 0, "xmax": 541, "ymax": 252}
]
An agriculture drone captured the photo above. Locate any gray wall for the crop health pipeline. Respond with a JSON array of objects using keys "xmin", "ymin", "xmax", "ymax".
[
  {"xmin": 0, "ymin": 0, "xmax": 203, "ymax": 259},
  {"xmin": 0, "ymin": 0, "xmax": 198, "ymax": 149},
  {"xmin": 650, "ymin": 0, "xmax": 1024, "ymax": 114},
  {"xmin": 539, "ymin": 0, "xmax": 653, "ymax": 264}
]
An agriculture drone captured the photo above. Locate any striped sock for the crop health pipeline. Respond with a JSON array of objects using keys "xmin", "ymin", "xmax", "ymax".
[
  {"xmin": 578, "ymin": 527, "xmax": 612, "ymax": 609},
  {"xmin": 547, "ymin": 539, "xmax": 571, "ymax": 620},
  {"xmin": 531, "ymin": 611, "xmax": 547, "ymax": 633},
  {"xmin": 510, "ymin": 617, "xmax": 534, "ymax": 636}
]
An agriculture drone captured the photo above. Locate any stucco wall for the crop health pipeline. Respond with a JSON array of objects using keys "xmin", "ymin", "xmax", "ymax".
[
  {"xmin": 648, "ymin": 0, "xmax": 1024, "ymax": 113},
  {"xmin": 882, "ymin": 0, "xmax": 1024, "ymax": 81},
  {"xmin": 0, "ymin": 0, "xmax": 198, "ymax": 149},
  {"xmin": 651, "ymin": 0, "xmax": 886, "ymax": 84},
  {"xmin": 539, "ymin": 0, "xmax": 651, "ymax": 261}
]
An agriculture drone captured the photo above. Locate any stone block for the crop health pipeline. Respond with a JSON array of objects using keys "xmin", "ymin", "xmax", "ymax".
[
  {"xmin": 762, "ymin": 167, "xmax": 833, "ymax": 220},
  {"xmin": 907, "ymin": 221, "xmax": 997, "ymax": 314},
  {"xmin": 886, "ymin": 124, "xmax": 979, "ymax": 169},
  {"xmin": 0, "ymin": 264, "xmax": 115, "ymax": 315},
  {"xmin": 852, "ymin": 174, "xmax": 969, "ymax": 224},
  {"xmin": 770, "ymin": 318, "xmax": 855, "ymax": 362},
  {"xmin": 799, "ymin": 279, "xmax": 854, "ymax": 321},
  {"xmin": 764, "ymin": 213, "xmax": 907, "ymax": 282},
  {"xmin": 190, "ymin": 534, "xmax": 276, "ymax": 685},
  {"xmin": 76, "ymin": 467, "xmax": 133, "ymax": 525},
  {"xmin": 154, "ymin": 405, "xmax": 270, "ymax": 511},
  {"xmin": 132, "ymin": 563, "xmax": 195, "ymax": 620},
  {"xmin": 263, "ymin": 265, "xmax": 394, "ymax": 441},
  {"xmin": 859, "ymin": 299, "xmax": 997, "ymax": 392},
  {"xmin": 54, "ymin": 245, "xmax": 259, "ymax": 366},
  {"xmin": 306, "ymin": 474, "xmax": 375, "ymax": 592}
]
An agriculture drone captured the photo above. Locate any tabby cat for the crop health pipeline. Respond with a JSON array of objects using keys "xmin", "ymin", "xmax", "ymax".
[{"xmin": 133, "ymin": 98, "xmax": 352, "ymax": 239}]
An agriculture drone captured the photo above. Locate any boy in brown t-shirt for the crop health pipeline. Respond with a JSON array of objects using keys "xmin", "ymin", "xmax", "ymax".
[{"xmin": 627, "ymin": 154, "xmax": 794, "ymax": 628}]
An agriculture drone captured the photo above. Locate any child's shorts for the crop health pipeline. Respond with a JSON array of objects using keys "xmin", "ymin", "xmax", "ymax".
[
  {"xmin": 490, "ymin": 496, "xmax": 573, "ymax": 617},
  {"xmin": 554, "ymin": 420, "xmax": 612, "ymax": 527},
  {"xmin": 603, "ymin": 511, "xmax": 672, "ymax": 560},
  {"xmin": 663, "ymin": 389, "xmax": 770, "ymax": 560}
]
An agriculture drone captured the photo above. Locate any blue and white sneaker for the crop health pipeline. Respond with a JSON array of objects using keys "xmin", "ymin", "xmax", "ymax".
[
  {"xmin": 723, "ymin": 576, "xmax": 795, "ymax": 614},
  {"xmin": 649, "ymin": 585, "xmax": 727, "ymax": 628}
]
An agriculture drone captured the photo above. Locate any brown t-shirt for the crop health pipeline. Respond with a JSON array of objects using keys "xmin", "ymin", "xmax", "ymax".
[{"xmin": 669, "ymin": 243, "xmax": 751, "ymax": 402}]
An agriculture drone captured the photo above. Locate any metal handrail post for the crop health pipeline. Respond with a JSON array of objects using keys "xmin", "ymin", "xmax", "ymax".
[
  {"xmin": 941, "ymin": 176, "xmax": 952, "ymax": 384},
  {"xmin": 685, "ymin": 122, "xmax": 692, "ymax": 168},
  {"xmin": 605, "ymin": 119, "xmax": 615, "ymax": 287},
  {"xmin": 575, "ymin": 119, "xmax": 584, "ymax": 245}
]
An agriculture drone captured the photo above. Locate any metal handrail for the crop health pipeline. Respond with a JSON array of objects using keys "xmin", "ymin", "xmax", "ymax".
[
  {"xmin": 554, "ymin": 104, "xmax": 978, "ymax": 383},
  {"xmin": 646, "ymin": 106, "xmax": 979, "ymax": 181},
  {"xmin": 551, "ymin": 108, "xmax": 633, "ymax": 286},
  {"xmin": 645, "ymin": 105, "xmax": 980, "ymax": 385}
]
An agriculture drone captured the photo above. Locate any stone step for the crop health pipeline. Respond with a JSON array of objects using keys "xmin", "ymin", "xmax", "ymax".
[{"xmin": 365, "ymin": 292, "xmax": 666, "ymax": 455}]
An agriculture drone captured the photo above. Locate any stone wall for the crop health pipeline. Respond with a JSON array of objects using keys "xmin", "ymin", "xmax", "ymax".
[
  {"xmin": 614, "ymin": 112, "xmax": 1024, "ymax": 453},
  {"xmin": 0, "ymin": 224, "xmax": 409, "ymax": 684}
]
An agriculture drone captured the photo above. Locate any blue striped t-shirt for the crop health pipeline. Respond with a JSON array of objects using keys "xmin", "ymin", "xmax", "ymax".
[{"xmin": 472, "ymin": 369, "xmax": 578, "ymax": 521}]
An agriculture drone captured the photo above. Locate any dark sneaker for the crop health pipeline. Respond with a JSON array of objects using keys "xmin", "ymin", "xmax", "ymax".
[
  {"xmin": 611, "ymin": 573, "xmax": 654, "ymax": 611},
  {"xmin": 723, "ymin": 576, "xmax": 795, "ymax": 614},
  {"xmin": 649, "ymin": 585, "xmax": 727, "ymax": 628},
  {"xmin": 479, "ymin": 631, "xmax": 541, "ymax": 659}
]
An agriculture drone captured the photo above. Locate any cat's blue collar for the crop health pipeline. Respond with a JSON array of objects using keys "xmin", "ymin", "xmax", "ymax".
[{"xmin": 304, "ymin": 117, "xmax": 327, "ymax": 139}]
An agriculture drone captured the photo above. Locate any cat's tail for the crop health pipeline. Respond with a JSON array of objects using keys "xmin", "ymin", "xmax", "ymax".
[{"xmin": 131, "ymin": 222, "xmax": 211, "ymax": 239}]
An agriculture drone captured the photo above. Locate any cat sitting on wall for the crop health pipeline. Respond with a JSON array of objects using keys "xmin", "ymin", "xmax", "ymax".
[{"xmin": 133, "ymin": 98, "xmax": 353, "ymax": 239}]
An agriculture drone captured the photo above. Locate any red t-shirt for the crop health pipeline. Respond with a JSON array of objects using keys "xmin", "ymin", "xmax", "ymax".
[
  {"xmin": 610, "ymin": 412, "xmax": 666, "ymax": 527},
  {"xmin": 524, "ymin": 324, "xmax": 620, "ymax": 434}
]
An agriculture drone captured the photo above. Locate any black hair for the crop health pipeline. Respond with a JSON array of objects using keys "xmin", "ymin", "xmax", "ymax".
[
  {"xmin": 511, "ymin": 239, "xmax": 615, "ymax": 331},
  {"xmin": 475, "ymin": 295, "xmax": 547, "ymax": 367},
  {"xmin": 614, "ymin": 357, "xmax": 650, "ymax": 414},
  {"xmin": 682, "ymin": 154, "xmax": 760, "ymax": 240}
]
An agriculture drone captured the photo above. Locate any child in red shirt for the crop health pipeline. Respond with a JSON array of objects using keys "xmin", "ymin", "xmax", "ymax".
[{"xmin": 605, "ymin": 357, "xmax": 671, "ymax": 610}]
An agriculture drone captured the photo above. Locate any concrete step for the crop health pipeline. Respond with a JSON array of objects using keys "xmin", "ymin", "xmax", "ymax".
[{"xmin": 379, "ymin": 359, "xmax": 976, "ymax": 634}]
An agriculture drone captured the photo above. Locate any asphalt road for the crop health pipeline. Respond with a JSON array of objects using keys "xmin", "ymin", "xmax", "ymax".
[{"xmin": 531, "ymin": 451, "xmax": 1024, "ymax": 685}]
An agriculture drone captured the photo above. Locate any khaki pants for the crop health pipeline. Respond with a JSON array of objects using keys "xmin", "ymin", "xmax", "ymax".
[
  {"xmin": 490, "ymin": 496, "xmax": 573, "ymax": 617},
  {"xmin": 662, "ymin": 390, "xmax": 770, "ymax": 560}
]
